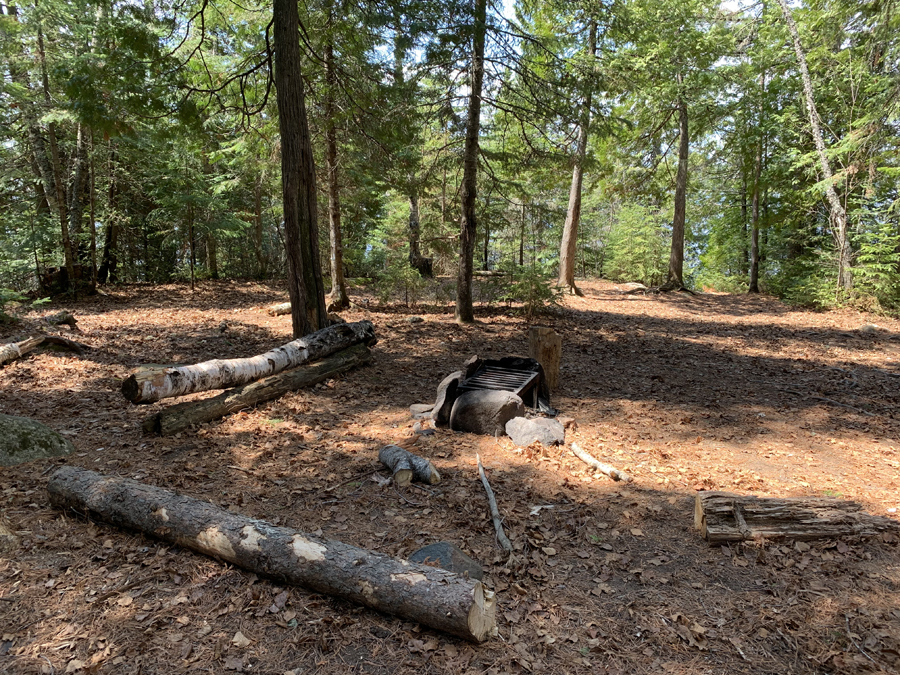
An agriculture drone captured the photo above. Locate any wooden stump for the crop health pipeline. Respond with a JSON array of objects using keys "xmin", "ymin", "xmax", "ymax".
[
  {"xmin": 378, "ymin": 445, "xmax": 441, "ymax": 486},
  {"xmin": 48, "ymin": 466, "xmax": 496, "ymax": 642},
  {"xmin": 695, "ymin": 491, "xmax": 900, "ymax": 544},
  {"xmin": 528, "ymin": 326, "xmax": 561, "ymax": 391}
]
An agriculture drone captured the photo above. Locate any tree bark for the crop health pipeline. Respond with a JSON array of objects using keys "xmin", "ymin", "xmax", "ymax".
[
  {"xmin": 775, "ymin": 0, "xmax": 852, "ymax": 291},
  {"xmin": 121, "ymin": 320, "xmax": 376, "ymax": 403},
  {"xmin": 274, "ymin": 0, "xmax": 328, "ymax": 337},
  {"xmin": 664, "ymin": 84, "xmax": 689, "ymax": 290},
  {"xmin": 455, "ymin": 0, "xmax": 486, "ymax": 324},
  {"xmin": 143, "ymin": 344, "xmax": 371, "ymax": 435},
  {"xmin": 557, "ymin": 20, "xmax": 596, "ymax": 296},
  {"xmin": 48, "ymin": 466, "xmax": 497, "ymax": 642},
  {"xmin": 695, "ymin": 491, "xmax": 900, "ymax": 545},
  {"xmin": 324, "ymin": 30, "xmax": 349, "ymax": 310},
  {"xmin": 527, "ymin": 326, "xmax": 561, "ymax": 391}
]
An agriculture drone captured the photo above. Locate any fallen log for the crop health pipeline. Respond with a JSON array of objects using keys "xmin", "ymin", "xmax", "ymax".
[
  {"xmin": 267, "ymin": 302, "xmax": 292, "ymax": 316},
  {"xmin": 0, "ymin": 336, "xmax": 45, "ymax": 366},
  {"xmin": 122, "ymin": 320, "xmax": 376, "ymax": 403},
  {"xmin": 694, "ymin": 491, "xmax": 900, "ymax": 545},
  {"xmin": 378, "ymin": 445, "xmax": 441, "ymax": 486},
  {"xmin": 44, "ymin": 310, "xmax": 78, "ymax": 329},
  {"xmin": 571, "ymin": 443, "xmax": 632, "ymax": 482},
  {"xmin": 476, "ymin": 454, "xmax": 512, "ymax": 552},
  {"xmin": 143, "ymin": 343, "xmax": 372, "ymax": 435},
  {"xmin": 48, "ymin": 466, "xmax": 496, "ymax": 642}
]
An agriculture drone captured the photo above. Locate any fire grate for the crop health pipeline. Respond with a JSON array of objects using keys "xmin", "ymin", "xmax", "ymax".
[{"xmin": 457, "ymin": 365, "xmax": 540, "ymax": 407}]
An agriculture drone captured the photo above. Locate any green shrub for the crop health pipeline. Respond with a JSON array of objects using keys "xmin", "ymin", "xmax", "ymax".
[
  {"xmin": 498, "ymin": 261, "xmax": 563, "ymax": 319},
  {"xmin": 602, "ymin": 203, "xmax": 669, "ymax": 286}
]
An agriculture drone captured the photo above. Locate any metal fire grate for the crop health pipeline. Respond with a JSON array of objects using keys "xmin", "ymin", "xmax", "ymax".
[{"xmin": 457, "ymin": 365, "xmax": 540, "ymax": 407}]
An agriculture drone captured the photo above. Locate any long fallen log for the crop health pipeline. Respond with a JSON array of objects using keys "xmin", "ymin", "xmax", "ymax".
[
  {"xmin": 48, "ymin": 466, "xmax": 496, "ymax": 642},
  {"xmin": 122, "ymin": 320, "xmax": 376, "ymax": 403},
  {"xmin": 0, "ymin": 336, "xmax": 45, "ymax": 366},
  {"xmin": 571, "ymin": 443, "xmax": 632, "ymax": 482},
  {"xmin": 695, "ymin": 491, "xmax": 900, "ymax": 545},
  {"xmin": 143, "ymin": 343, "xmax": 372, "ymax": 435}
]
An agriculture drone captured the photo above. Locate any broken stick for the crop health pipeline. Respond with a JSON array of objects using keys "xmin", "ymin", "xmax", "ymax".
[
  {"xmin": 476, "ymin": 454, "xmax": 512, "ymax": 552},
  {"xmin": 378, "ymin": 445, "xmax": 441, "ymax": 486},
  {"xmin": 48, "ymin": 466, "xmax": 497, "ymax": 642},
  {"xmin": 571, "ymin": 443, "xmax": 632, "ymax": 482}
]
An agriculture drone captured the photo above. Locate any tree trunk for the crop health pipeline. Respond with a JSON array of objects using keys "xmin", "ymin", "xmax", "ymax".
[
  {"xmin": 274, "ymin": 0, "xmax": 328, "ymax": 337},
  {"xmin": 775, "ymin": 0, "xmax": 852, "ymax": 291},
  {"xmin": 748, "ymin": 98, "xmax": 764, "ymax": 294},
  {"xmin": 557, "ymin": 20, "xmax": 596, "ymax": 296},
  {"xmin": 122, "ymin": 320, "xmax": 376, "ymax": 403},
  {"xmin": 519, "ymin": 201, "xmax": 526, "ymax": 266},
  {"xmin": 207, "ymin": 230, "xmax": 219, "ymax": 280},
  {"xmin": 48, "ymin": 466, "xmax": 497, "ymax": 642},
  {"xmin": 143, "ymin": 344, "xmax": 371, "ymax": 435},
  {"xmin": 253, "ymin": 179, "xmax": 267, "ymax": 278},
  {"xmin": 664, "ymin": 86, "xmax": 689, "ymax": 290},
  {"xmin": 88, "ymin": 129, "xmax": 97, "ymax": 290},
  {"xmin": 695, "ymin": 491, "xmax": 900, "ymax": 545},
  {"xmin": 68, "ymin": 123, "xmax": 88, "ymax": 267},
  {"xmin": 98, "ymin": 141, "xmax": 118, "ymax": 283},
  {"xmin": 455, "ymin": 0, "xmax": 486, "ymax": 324},
  {"xmin": 323, "ymin": 30, "xmax": 349, "ymax": 310}
]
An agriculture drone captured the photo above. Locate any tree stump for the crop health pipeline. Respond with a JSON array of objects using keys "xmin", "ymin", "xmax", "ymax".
[
  {"xmin": 48, "ymin": 467, "xmax": 496, "ymax": 642},
  {"xmin": 528, "ymin": 326, "xmax": 561, "ymax": 391}
]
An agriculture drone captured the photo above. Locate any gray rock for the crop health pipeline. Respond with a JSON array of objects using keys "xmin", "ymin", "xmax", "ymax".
[
  {"xmin": 0, "ymin": 414, "xmax": 75, "ymax": 467},
  {"xmin": 409, "ymin": 403, "xmax": 434, "ymax": 419},
  {"xmin": 463, "ymin": 355, "xmax": 483, "ymax": 379},
  {"xmin": 449, "ymin": 390, "xmax": 525, "ymax": 436},
  {"xmin": 406, "ymin": 316, "xmax": 424, "ymax": 324},
  {"xmin": 408, "ymin": 541, "xmax": 483, "ymax": 580},
  {"xmin": 431, "ymin": 370, "xmax": 464, "ymax": 426},
  {"xmin": 505, "ymin": 417, "xmax": 565, "ymax": 446}
]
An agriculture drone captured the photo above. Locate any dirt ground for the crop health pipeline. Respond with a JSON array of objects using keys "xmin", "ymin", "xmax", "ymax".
[{"xmin": 1, "ymin": 278, "xmax": 899, "ymax": 675}]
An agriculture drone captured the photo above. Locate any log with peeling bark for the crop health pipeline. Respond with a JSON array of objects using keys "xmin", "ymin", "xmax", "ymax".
[
  {"xmin": 571, "ymin": 443, "xmax": 632, "ymax": 482},
  {"xmin": 378, "ymin": 445, "xmax": 441, "ymax": 486},
  {"xmin": 48, "ymin": 466, "xmax": 497, "ymax": 642},
  {"xmin": 0, "ymin": 336, "xmax": 45, "ymax": 366},
  {"xmin": 267, "ymin": 302, "xmax": 292, "ymax": 316},
  {"xmin": 143, "ymin": 344, "xmax": 371, "ymax": 435},
  {"xmin": 122, "ymin": 320, "xmax": 376, "ymax": 403},
  {"xmin": 695, "ymin": 491, "xmax": 900, "ymax": 545}
]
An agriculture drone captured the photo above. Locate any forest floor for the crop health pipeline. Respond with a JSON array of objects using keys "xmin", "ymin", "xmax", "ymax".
[{"xmin": 1, "ymin": 278, "xmax": 899, "ymax": 675}]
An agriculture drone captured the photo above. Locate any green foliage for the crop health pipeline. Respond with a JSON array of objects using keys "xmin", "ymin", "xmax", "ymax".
[
  {"xmin": 0, "ymin": 289, "xmax": 48, "ymax": 324},
  {"xmin": 498, "ymin": 260, "xmax": 563, "ymax": 319},
  {"xmin": 602, "ymin": 204, "xmax": 668, "ymax": 286},
  {"xmin": 376, "ymin": 262, "xmax": 427, "ymax": 307},
  {"xmin": 852, "ymin": 224, "xmax": 900, "ymax": 311}
]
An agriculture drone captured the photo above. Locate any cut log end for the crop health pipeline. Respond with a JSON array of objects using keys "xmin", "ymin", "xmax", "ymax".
[
  {"xmin": 467, "ymin": 583, "xmax": 498, "ymax": 642},
  {"xmin": 379, "ymin": 445, "xmax": 440, "ymax": 486}
]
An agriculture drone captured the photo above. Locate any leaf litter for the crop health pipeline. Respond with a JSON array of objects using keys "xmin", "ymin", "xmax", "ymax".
[{"xmin": 0, "ymin": 278, "xmax": 898, "ymax": 674}]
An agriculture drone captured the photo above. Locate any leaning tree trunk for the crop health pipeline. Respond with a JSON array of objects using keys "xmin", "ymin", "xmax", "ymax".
[
  {"xmin": 557, "ymin": 20, "xmax": 596, "ymax": 296},
  {"xmin": 775, "ymin": 0, "xmax": 852, "ymax": 291},
  {"xmin": 274, "ymin": 0, "xmax": 328, "ymax": 337},
  {"xmin": 143, "ymin": 344, "xmax": 371, "ymax": 435},
  {"xmin": 455, "ymin": 0, "xmax": 486, "ymax": 324},
  {"xmin": 664, "ymin": 86, "xmax": 689, "ymax": 290},
  {"xmin": 121, "ymin": 320, "xmax": 376, "ymax": 403},
  {"xmin": 48, "ymin": 466, "xmax": 497, "ymax": 642}
]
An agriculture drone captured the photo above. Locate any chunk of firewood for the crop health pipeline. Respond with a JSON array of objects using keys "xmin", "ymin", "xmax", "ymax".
[
  {"xmin": 695, "ymin": 491, "xmax": 900, "ymax": 545},
  {"xmin": 44, "ymin": 310, "xmax": 79, "ymax": 329},
  {"xmin": 0, "ymin": 336, "xmax": 45, "ymax": 366},
  {"xmin": 571, "ymin": 443, "xmax": 632, "ymax": 482},
  {"xmin": 378, "ymin": 445, "xmax": 441, "ymax": 486},
  {"xmin": 122, "ymin": 320, "xmax": 376, "ymax": 403},
  {"xmin": 267, "ymin": 302, "xmax": 292, "ymax": 316},
  {"xmin": 476, "ymin": 454, "xmax": 512, "ymax": 552},
  {"xmin": 48, "ymin": 466, "xmax": 496, "ymax": 642},
  {"xmin": 528, "ymin": 326, "xmax": 561, "ymax": 391},
  {"xmin": 143, "ymin": 344, "xmax": 371, "ymax": 435}
]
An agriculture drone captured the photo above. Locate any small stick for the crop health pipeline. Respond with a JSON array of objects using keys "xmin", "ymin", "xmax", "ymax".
[
  {"xmin": 476, "ymin": 454, "xmax": 512, "ymax": 552},
  {"xmin": 571, "ymin": 443, "xmax": 632, "ymax": 482}
]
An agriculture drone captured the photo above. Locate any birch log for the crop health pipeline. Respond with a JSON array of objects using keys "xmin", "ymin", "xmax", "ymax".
[
  {"xmin": 267, "ymin": 302, "xmax": 292, "ymax": 316},
  {"xmin": 0, "ymin": 336, "xmax": 45, "ymax": 366},
  {"xmin": 695, "ymin": 491, "xmax": 900, "ymax": 544},
  {"xmin": 48, "ymin": 466, "xmax": 497, "ymax": 642},
  {"xmin": 122, "ymin": 320, "xmax": 376, "ymax": 403},
  {"xmin": 143, "ymin": 344, "xmax": 371, "ymax": 435}
]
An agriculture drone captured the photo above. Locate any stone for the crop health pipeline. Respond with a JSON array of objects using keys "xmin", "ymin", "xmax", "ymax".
[
  {"xmin": 408, "ymin": 541, "xmax": 483, "ymax": 580},
  {"xmin": 431, "ymin": 370, "xmax": 464, "ymax": 426},
  {"xmin": 0, "ymin": 414, "xmax": 75, "ymax": 467},
  {"xmin": 556, "ymin": 416, "xmax": 577, "ymax": 430},
  {"xmin": 505, "ymin": 417, "xmax": 565, "ymax": 447},
  {"xmin": 406, "ymin": 316, "xmax": 424, "ymax": 324},
  {"xmin": 463, "ymin": 355, "xmax": 483, "ymax": 379},
  {"xmin": 449, "ymin": 390, "xmax": 525, "ymax": 436},
  {"xmin": 409, "ymin": 403, "xmax": 434, "ymax": 420}
]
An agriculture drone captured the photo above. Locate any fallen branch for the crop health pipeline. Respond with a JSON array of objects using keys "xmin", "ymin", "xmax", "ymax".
[
  {"xmin": 122, "ymin": 320, "xmax": 376, "ymax": 403},
  {"xmin": 142, "ymin": 344, "xmax": 371, "ymax": 435},
  {"xmin": 476, "ymin": 454, "xmax": 512, "ymax": 552},
  {"xmin": 695, "ymin": 491, "xmax": 900, "ymax": 544},
  {"xmin": 44, "ymin": 311, "xmax": 79, "ymax": 330},
  {"xmin": 267, "ymin": 302, "xmax": 291, "ymax": 316},
  {"xmin": 0, "ymin": 336, "xmax": 45, "ymax": 366},
  {"xmin": 42, "ymin": 335, "xmax": 89, "ymax": 355},
  {"xmin": 378, "ymin": 445, "xmax": 441, "ymax": 487},
  {"xmin": 571, "ymin": 443, "xmax": 632, "ymax": 482},
  {"xmin": 48, "ymin": 466, "xmax": 496, "ymax": 642}
]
